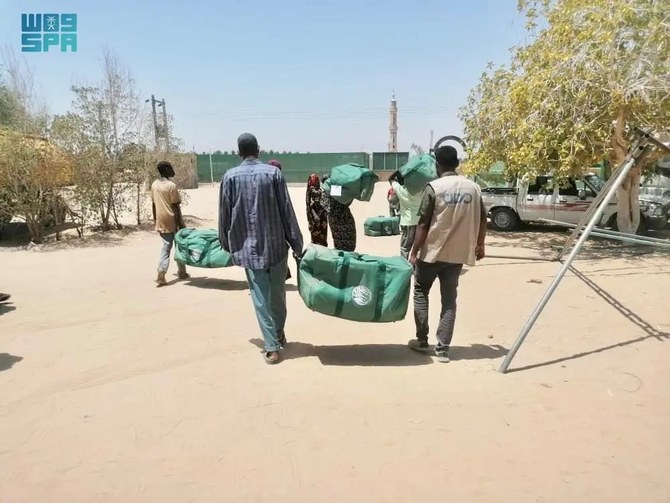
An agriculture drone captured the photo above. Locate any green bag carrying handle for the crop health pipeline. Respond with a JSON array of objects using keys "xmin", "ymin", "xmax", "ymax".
[
  {"xmin": 333, "ymin": 251, "xmax": 351, "ymax": 317},
  {"xmin": 372, "ymin": 263, "xmax": 387, "ymax": 322},
  {"xmin": 197, "ymin": 237, "xmax": 216, "ymax": 266}
]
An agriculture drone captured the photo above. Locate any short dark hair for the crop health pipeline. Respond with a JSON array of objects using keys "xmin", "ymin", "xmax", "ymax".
[
  {"xmin": 157, "ymin": 160, "xmax": 174, "ymax": 178},
  {"xmin": 237, "ymin": 133, "xmax": 259, "ymax": 158},
  {"xmin": 434, "ymin": 146, "xmax": 459, "ymax": 171}
]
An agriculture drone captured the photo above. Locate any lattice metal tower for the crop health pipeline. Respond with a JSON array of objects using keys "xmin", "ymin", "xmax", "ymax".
[{"xmin": 388, "ymin": 90, "xmax": 398, "ymax": 152}]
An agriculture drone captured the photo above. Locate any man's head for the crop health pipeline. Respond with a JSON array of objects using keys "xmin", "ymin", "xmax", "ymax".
[
  {"xmin": 268, "ymin": 159, "xmax": 282, "ymax": 170},
  {"xmin": 434, "ymin": 146, "xmax": 459, "ymax": 175},
  {"xmin": 237, "ymin": 133, "xmax": 259, "ymax": 159},
  {"xmin": 157, "ymin": 160, "xmax": 175, "ymax": 178}
]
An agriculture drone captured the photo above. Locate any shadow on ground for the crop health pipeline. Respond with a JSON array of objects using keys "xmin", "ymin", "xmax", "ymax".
[
  {"xmin": 487, "ymin": 223, "xmax": 669, "ymax": 261},
  {"xmin": 509, "ymin": 265, "xmax": 669, "ymax": 373},
  {"xmin": 185, "ymin": 277, "xmax": 298, "ymax": 292},
  {"xmin": 185, "ymin": 277, "xmax": 249, "ymax": 291},
  {"xmin": 449, "ymin": 344, "xmax": 508, "ymax": 361},
  {"xmin": 249, "ymin": 339, "xmax": 507, "ymax": 366},
  {"xmin": 250, "ymin": 339, "xmax": 432, "ymax": 366},
  {"xmin": 0, "ymin": 303, "xmax": 16, "ymax": 315},
  {"xmin": 0, "ymin": 222, "xmax": 156, "ymax": 250},
  {"xmin": 0, "ymin": 353, "xmax": 23, "ymax": 372}
]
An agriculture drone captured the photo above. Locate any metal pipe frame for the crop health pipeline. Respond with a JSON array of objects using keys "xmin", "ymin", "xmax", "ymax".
[
  {"xmin": 539, "ymin": 219, "xmax": 670, "ymax": 248},
  {"xmin": 485, "ymin": 254, "xmax": 552, "ymax": 262},
  {"xmin": 587, "ymin": 231, "xmax": 670, "ymax": 249},
  {"xmin": 498, "ymin": 136, "xmax": 651, "ymax": 373}
]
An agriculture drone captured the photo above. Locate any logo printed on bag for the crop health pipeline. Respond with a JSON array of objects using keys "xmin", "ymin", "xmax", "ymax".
[{"xmin": 351, "ymin": 285, "xmax": 372, "ymax": 306}]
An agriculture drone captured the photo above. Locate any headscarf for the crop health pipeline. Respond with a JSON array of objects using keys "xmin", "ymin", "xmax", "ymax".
[
  {"xmin": 307, "ymin": 173, "xmax": 320, "ymax": 189},
  {"xmin": 268, "ymin": 159, "xmax": 282, "ymax": 170}
]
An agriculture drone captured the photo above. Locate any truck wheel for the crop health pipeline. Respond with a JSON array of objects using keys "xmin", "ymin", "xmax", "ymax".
[{"xmin": 491, "ymin": 208, "xmax": 518, "ymax": 232}]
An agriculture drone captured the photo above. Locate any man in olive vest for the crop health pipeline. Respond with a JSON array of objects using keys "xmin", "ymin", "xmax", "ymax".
[{"xmin": 407, "ymin": 146, "xmax": 487, "ymax": 362}]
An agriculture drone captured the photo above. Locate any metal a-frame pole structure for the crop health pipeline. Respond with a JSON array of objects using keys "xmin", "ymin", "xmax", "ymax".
[{"xmin": 499, "ymin": 128, "xmax": 670, "ymax": 374}]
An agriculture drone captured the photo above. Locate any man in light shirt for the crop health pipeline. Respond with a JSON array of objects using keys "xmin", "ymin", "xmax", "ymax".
[
  {"xmin": 408, "ymin": 146, "xmax": 487, "ymax": 362},
  {"xmin": 151, "ymin": 161, "xmax": 189, "ymax": 287},
  {"xmin": 388, "ymin": 171, "xmax": 423, "ymax": 259}
]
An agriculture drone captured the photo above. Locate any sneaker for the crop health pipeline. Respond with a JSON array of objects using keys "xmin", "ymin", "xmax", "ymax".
[
  {"xmin": 277, "ymin": 330, "xmax": 287, "ymax": 349},
  {"xmin": 434, "ymin": 349, "xmax": 450, "ymax": 363},
  {"xmin": 408, "ymin": 339, "xmax": 430, "ymax": 352},
  {"xmin": 264, "ymin": 351, "xmax": 280, "ymax": 365},
  {"xmin": 0, "ymin": 293, "xmax": 10, "ymax": 303}
]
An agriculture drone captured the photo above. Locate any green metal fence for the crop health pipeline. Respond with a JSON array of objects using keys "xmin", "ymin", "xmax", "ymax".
[
  {"xmin": 371, "ymin": 152, "xmax": 409, "ymax": 172},
  {"xmin": 197, "ymin": 152, "xmax": 371, "ymax": 184}
]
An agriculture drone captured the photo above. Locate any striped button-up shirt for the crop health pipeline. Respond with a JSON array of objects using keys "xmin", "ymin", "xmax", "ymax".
[{"xmin": 219, "ymin": 158, "xmax": 303, "ymax": 270}]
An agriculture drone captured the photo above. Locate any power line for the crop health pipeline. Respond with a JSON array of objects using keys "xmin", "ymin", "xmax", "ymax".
[{"xmin": 186, "ymin": 105, "xmax": 456, "ymax": 120}]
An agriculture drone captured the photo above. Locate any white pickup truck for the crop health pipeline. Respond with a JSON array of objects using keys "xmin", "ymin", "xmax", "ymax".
[{"xmin": 479, "ymin": 174, "xmax": 622, "ymax": 232}]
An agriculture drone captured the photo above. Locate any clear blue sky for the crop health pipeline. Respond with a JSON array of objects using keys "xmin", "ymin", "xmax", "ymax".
[{"xmin": 0, "ymin": 0, "xmax": 527, "ymax": 153}]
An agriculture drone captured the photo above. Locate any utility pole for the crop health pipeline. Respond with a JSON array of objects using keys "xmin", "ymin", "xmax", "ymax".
[
  {"xmin": 429, "ymin": 130, "xmax": 434, "ymax": 151},
  {"xmin": 146, "ymin": 95, "xmax": 168, "ymax": 151},
  {"xmin": 160, "ymin": 98, "xmax": 169, "ymax": 152},
  {"xmin": 148, "ymin": 94, "xmax": 159, "ymax": 148}
]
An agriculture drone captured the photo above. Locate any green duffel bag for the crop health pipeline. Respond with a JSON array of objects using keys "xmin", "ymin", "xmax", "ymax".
[
  {"xmin": 174, "ymin": 228, "xmax": 233, "ymax": 268},
  {"xmin": 298, "ymin": 245, "xmax": 412, "ymax": 323},
  {"xmin": 400, "ymin": 154, "xmax": 437, "ymax": 195},
  {"xmin": 322, "ymin": 163, "xmax": 379, "ymax": 204},
  {"xmin": 364, "ymin": 216, "xmax": 401, "ymax": 237}
]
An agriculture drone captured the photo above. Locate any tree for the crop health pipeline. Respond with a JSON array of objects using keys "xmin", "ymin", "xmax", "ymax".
[
  {"xmin": 120, "ymin": 142, "xmax": 149, "ymax": 225},
  {"xmin": 0, "ymin": 130, "xmax": 73, "ymax": 242},
  {"xmin": 213, "ymin": 150, "xmax": 223, "ymax": 155},
  {"xmin": 1, "ymin": 46, "xmax": 49, "ymax": 135},
  {"xmin": 460, "ymin": 0, "xmax": 670, "ymax": 233},
  {"xmin": 0, "ymin": 80, "xmax": 23, "ymax": 129},
  {"xmin": 52, "ymin": 49, "xmax": 142, "ymax": 231},
  {"xmin": 0, "ymin": 52, "xmax": 72, "ymax": 241}
]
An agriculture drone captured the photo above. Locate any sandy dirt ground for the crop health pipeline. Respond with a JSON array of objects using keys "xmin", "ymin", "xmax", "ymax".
[{"xmin": 1, "ymin": 183, "xmax": 669, "ymax": 502}]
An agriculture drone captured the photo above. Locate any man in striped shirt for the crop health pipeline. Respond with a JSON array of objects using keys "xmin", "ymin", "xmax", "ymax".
[{"xmin": 219, "ymin": 133, "xmax": 304, "ymax": 365}]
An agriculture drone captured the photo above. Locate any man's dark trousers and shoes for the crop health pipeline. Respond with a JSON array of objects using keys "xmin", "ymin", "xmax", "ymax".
[{"xmin": 409, "ymin": 260, "xmax": 463, "ymax": 363}]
